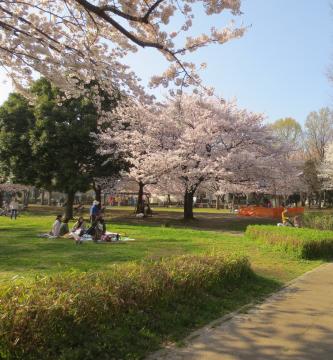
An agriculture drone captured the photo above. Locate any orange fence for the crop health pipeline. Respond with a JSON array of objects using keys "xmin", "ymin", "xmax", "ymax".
[{"xmin": 238, "ymin": 206, "xmax": 304, "ymax": 218}]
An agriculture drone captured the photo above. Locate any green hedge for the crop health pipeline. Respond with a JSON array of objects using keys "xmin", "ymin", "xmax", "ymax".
[
  {"xmin": 0, "ymin": 255, "xmax": 253, "ymax": 360},
  {"xmin": 246, "ymin": 225, "xmax": 333, "ymax": 259}
]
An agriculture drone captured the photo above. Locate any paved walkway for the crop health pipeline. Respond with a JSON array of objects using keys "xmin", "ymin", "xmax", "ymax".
[{"xmin": 149, "ymin": 263, "xmax": 333, "ymax": 360}]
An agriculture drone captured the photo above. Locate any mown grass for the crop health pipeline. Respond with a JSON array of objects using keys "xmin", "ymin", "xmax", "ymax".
[
  {"xmin": 0, "ymin": 213, "xmax": 324, "ymax": 359},
  {"xmin": 0, "ymin": 214, "xmax": 320, "ymax": 284},
  {"xmin": 246, "ymin": 225, "xmax": 333, "ymax": 259}
]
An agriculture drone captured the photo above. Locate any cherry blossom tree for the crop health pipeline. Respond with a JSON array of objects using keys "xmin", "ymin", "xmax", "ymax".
[
  {"xmin": 99, "ymin": 101, "xmax": 172, "ymax": 213},
  {"xmin": 161, "ymin": 96, "xmax": 286, "ymax": 219},
  {"xmin": 102, "ymin": 94, "xmax": 293, "ymax": 220},
  {"xmin": 0, "ymin": 0, "xmax": 245, "ymax": 100}
]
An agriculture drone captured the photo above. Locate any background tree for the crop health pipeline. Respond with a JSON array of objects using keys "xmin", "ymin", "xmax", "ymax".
[
  {"xmin": 0, "ymin": 93, "xmax": 36, "ymax": 183},
  {"xmin": 0, "ymin": 78, "xmax": 124, "ymax": 218},
  {"xmin": 318, "ymin": 142, "xmax": 333, "ymax": 206},
  {"xmin": 270, "ymin": 117, "xmax": 303, "ymax": 152},
  {"xmin": 303, "ymin": 108, "xmax": 333, "ymax": 207},
  {"xmin": 304, "ymin": 108, "xmax": 333, "ymax": 162},
  {"xmin": 302, "ymin": 159, "xmax": 321, "ymax": 208}
]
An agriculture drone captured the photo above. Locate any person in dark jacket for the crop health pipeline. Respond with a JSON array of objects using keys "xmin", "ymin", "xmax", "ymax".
[{"xmin": 86, "ymin": 215, "xmax": 106, "ymax": 241}]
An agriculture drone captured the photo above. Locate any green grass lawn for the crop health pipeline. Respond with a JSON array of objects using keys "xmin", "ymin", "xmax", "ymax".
[
  {"xmin": 0, "ymin": 212, "xmax": 326, "ymax": 359},
  {"xmin": 0, "ymin": 213, "xmax": 322, "ymax": 285}
]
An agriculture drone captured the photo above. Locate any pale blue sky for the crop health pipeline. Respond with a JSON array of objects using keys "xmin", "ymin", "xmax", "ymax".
[{"xmin": 0, "ymin": 0, "xmax": 332, "ymax": 124}]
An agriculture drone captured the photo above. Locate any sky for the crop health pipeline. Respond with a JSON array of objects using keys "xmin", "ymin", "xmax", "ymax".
[{"xmin": 0, "ymin": 0, "xmax": 332, "ymax": 125}]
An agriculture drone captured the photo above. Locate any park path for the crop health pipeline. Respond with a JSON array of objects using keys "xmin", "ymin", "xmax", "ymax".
[{"xmin": 148, "ymin": 263, "xmax": 333, "ymax": 360}]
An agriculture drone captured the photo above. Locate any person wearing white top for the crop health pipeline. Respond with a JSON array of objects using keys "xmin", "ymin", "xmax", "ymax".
[
  {"xmin": 51, "ymin": 215, "xmax": 63, "ymax": 237},
  {"xmin": 9, "ymin": 198, "xmax": 19, "ymax": 220}
]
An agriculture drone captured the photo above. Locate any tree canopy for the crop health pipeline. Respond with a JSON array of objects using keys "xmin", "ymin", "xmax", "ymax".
[
  {"xmin": 0, "ymin": 0, "xmax": 245, "ymax": 99},
  {"xmin": 270, "ymin": 117, "xmax": 303, "ymax": 151},
  {"xmin": 0, "ymin": 78, "xmax": 124, "ymax": 218}
]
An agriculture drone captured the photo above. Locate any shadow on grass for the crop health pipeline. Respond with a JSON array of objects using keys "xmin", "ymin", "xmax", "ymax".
[
  {"xmin": 22, "ymin": 208, "xmax": 277, "ymax": 233},
  {"xmin": 118, "ymin": 274, "xmax": 282, "ymax": 360},
  {"xmin": 109, "ymin": 213, "xmax": 277, "ymax": 233},
  {"xmin": 0, "ymin": 271, "xmax": 282, "ymax": 360}
]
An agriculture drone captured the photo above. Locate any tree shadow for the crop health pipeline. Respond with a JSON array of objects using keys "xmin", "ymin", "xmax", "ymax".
[
  {"xmin": 108, "ymin": 210, "xmax": 276, "ymax": 233},
  {"xmin": 150, "ymin": 272, "xmax": 333, "ymax": 360}
]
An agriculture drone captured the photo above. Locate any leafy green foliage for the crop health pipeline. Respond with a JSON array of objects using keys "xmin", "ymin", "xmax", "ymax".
[
  {"xmin": 270, "ymin": 117, "xmax": 303, "ymax": 149},
  {"xmin": 0, "ymin": 79, "xmax": 125, "ymax": 216},
  {"xmin": 302, "ymin": 159, "xmax": 321, "ymax": 195},
  {"xmin": 246, "ymin": 225, "xmax": 333, "ymax": 259},
  {"xmin": 0, "ymin": 255, "xmax": 262, "ymax": 360},
  {"xmin": 0, "ymin": 93, "xmax": 35, "ymax": 183}
]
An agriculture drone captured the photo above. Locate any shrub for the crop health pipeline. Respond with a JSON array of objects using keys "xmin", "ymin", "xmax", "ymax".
[
  {"xmin": 302, "ymin": 213, "xmax": 333, "ymax": 231},
  {"xmin": 0, "ymin": 254, "xmax": 253, "ymax": 360},
  {"xmin": 246, "ymin": 225, "xmax": 333, "ymax": 259}
]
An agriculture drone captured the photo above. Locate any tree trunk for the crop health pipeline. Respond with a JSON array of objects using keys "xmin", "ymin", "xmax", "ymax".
[
  {"xmin": 323, "ymin": 190, "xmax": 326, "ymax": 208},
  {"xmin": 94, "ymin": 184, "xmax": 102, "ymax": 209},
  {"xmin": 136, "ymin": 182, "xmax": 145, "ymax": 214},
  {"xmin": 184, "ymin": 190, "xmax": 194, "ymax": 220},
  {"xmin": 41, "ymin": 190, "xmax": 45, "ymax": 205},
  {"xmin": 23, "ymin": 191, "xmax": 30, "ymax": 207},
  {"xmin": 216, "ymin": 195, "xmax": 220, "ymax": 209},
  {"xmin": 65, "ymin": 190, "xmax": 75, "ymax": 220},
  {"xmin": 0, "ymin": 191, "xmax": 3, "ymax": 208},
  {"xmin": 33, "ymin": 188, "xmax": 38, "ymax": 204},
  {"xmin": 48, "ymin": 191, "xmax": 52, "ymax": 206}
]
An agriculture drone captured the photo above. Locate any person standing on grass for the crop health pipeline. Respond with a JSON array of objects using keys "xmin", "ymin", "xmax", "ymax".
[
  {"xmin": 9, "ymin": 198, "xmax": 19, "ymax": 220},
  {"xmin": 90, "ymin": 200, "xmax": 100, "ymax": 223}
]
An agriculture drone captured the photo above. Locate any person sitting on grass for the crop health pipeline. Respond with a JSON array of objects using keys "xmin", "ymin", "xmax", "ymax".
[
  {"xmin": 282, "ymin": 207, "xmax": 294, "ymax": 226},
  {"xmin": 50, "ymin": 215, "xmax": 62, "ymax": 236},
  {"xmin": 64, "ymin": 217, "xmax": 86, "ymax": 243},
  {"xmin": 277, "ymin": 207, "xmax": 294, "ymax": 227},
  {"xmin": 59, "ymin": 218, "xmax": 70, "ymax": 236},
  {"xmin": 71, "ymin": 216, "xmax": 86, "ymax": 235},
  {"xmin": 86, "ymin": 214, "xmax": 106, "ymax": 242},
  {"xmin": 293, "ymin": 215, "xmax": 302, "ymax": 228}
]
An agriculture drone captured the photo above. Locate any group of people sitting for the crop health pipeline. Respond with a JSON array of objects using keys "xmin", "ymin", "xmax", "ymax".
[{"xmin": 41, "ymin": 200, "xmax": 119, "ymax": 244}]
